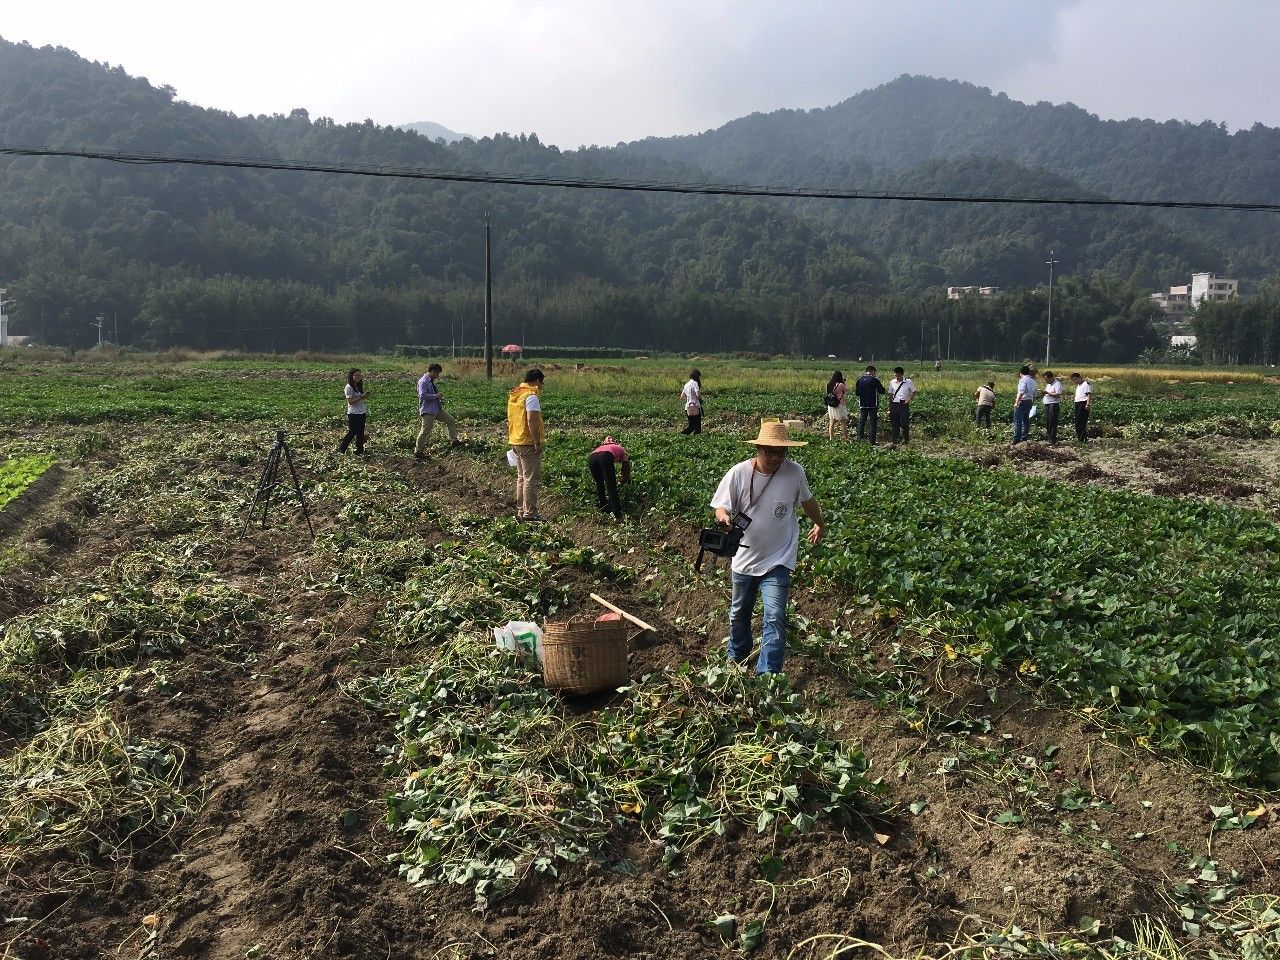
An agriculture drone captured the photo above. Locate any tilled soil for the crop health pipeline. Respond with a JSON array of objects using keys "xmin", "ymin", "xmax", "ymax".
[{"xmin": 4, "ymin": 432, "xmax": 1278, "ymax": 959}]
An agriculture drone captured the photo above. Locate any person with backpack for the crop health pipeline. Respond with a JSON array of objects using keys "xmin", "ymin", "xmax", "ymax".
[
  {"xmin": 854, "ymin": 365, "xmax": 887, "ymax": 444},
  {"xmin": 824, "ymin": 371, "xmax": 849, "ymax": 440},
  {"xmin": 588, "ymin": 436, "xmax": 631, "ymax": 522},
  {"xmin": 414, "ymin": 362, "xmax": 460, "ymax": 460},
  {"xmin": 888, "ymin": 367, "xmax": 916, "ymax": 446},
  {"xmin": 680, "ymin": 369, "xmax": 703, "ymax": 435}
]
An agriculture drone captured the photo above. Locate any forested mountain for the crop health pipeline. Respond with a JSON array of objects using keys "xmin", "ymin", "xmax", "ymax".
[
  {"xmin": 624, "ymin": 75, "xmax": 1280, "ymax": 282},
  {"xmin": 0, "ymin": 39, "xmax": 1276, "ymax": 361}
]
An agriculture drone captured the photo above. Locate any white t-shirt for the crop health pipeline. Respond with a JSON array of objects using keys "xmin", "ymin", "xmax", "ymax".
[
  {"xmin": 1074, "ymin": 380, "xmax": 1093, "ymax": 403},
  {"xmin": 976, "ymin": 386, "xmax": 995, "ymax": 406},
  {"xmin": 1042, "ymin": 380, "xmax": 1062, "ymax": 405},
  {"xmin": 345, "ymin": 382, "xmax": 366, "ymax": 415},
  {"xmin": 890, "ymin": 378, "xmax": 915, "ymax": 403},
  {"xmin": 681, "ymin": 379, "xmax": 701, "ymax": 413},
  {"xmin": 710, "ymin": 459, "xmax": 813, "ymax": 577},
  {"xmin": 524, "ymin": 394, "xmax": 541, "ymax": 413},
  {"xmin": 1016, "ymin": 374, "xmax": 1037, "ymax": 405}
]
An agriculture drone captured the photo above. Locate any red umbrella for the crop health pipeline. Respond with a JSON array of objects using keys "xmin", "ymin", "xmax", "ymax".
[{"xmin": 501, "ymin": 343, "xmax": 522, "ymax": 354}]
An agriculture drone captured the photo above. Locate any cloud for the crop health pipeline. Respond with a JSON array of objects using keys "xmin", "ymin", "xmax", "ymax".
[{"xmin": 2, "ymin": 0, "xmax": 1276, "ymax": 146}]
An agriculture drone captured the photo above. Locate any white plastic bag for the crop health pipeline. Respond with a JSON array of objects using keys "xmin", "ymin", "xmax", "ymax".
[
  {"xmin": 506, "ymin": 449, "xmax": 518, "ymax": 469},
  {"xmin": 493, "ymin": 620, "xmax": 543, "ymax": 661},
  {"xmin": 1029, "ymin": 404, "xmax": 1038, "ymax": 420}
]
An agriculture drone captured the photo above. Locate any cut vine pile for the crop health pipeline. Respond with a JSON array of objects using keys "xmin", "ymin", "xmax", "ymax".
[{"xmin": 2, "ymin": 357, "xmax": 1280, "ymax": 960}]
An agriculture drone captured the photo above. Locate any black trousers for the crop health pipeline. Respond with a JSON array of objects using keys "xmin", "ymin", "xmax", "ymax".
[
  {"xmin": 976, "ymin": 405, "xmax": 993, "ymax": 428},
  {"xmin": 1043, "ymin": 403, "xmax": 1060, "ymax": 443},
  {"xmin": 857, "ymin": 407, "xmax": 878, "ymax": 444},
  {"xmin": 339, "ymin": 413, "xmax": 366, "ymax": 453},
  {"xmin": 1074, "ymin": 401, "xmax": 1090, "ymax": 441},
  {"xmin": 889, "ymin": 402, "xmax": 910, "ymax": 443},
  {"xmin": 588, "ymin": 451, "xmax": 622, "ymax": 518},
  {"xmin": 681, "ymin": 414, "xmax": 702, "ymax": 435}
]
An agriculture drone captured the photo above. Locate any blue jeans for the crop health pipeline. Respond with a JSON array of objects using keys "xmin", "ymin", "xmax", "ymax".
[
  {"xmin": 1012, "ymin": 400, "xmax": 1032, "ymax": 444},
  {"xmin": 728, "ymin": 565, "xmax": 791, "ymax": 674}
]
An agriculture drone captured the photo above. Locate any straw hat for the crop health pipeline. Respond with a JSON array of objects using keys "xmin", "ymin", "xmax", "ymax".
[{"xmin": 743, "ymin": 421, "xmax": 807, "ymax": 447}]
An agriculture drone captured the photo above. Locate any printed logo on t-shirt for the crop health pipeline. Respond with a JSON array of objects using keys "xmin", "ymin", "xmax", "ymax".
[{"xmin": 774, "ymin": 502, "xmax": 788, "ymax": 519}]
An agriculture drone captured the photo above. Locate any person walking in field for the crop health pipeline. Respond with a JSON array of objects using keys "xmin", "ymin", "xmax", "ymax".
[
  {"xmin": 1039, "ymin": 371, "xmax": 1063, "ymax": 443},
  {"xmin": 508, "ymin": 368, "xmax": 546, "ymax": 522},
  {"xmin": 1012, "ymin": 365, "xmax": 1036, "ymax": 444},
  {"xmin": 854, "ymin": 365, "xmax": 886, "ymax": 444},
  {"xmin": 710, "ymin": 421, "xmax": 824, "ymax": 674},
  {"xmin": 588, "ymin": 436, "xmax": 631, "ymax": 522},
  {"xmin": 825, "ymin": 371, "xmax": 849, "ymax": 440},
  {"xmin": 338, "ymin": 368, "xmax": 367, "ymax": 455},
  {"xmin": 414, "ymin": 363, "xmax": 460, "ymax": 460},
  {"xmin": 888, "ymin": 367, "xmax": 916, "ymax": 445},
  {"xmin": 680, "ymin": 369, "xmax": 703, "ymax": 434},
  {"xmin": 1070, "ymin": 372, "xmax": 1093, "ymax": 442},
  {"xmin": 974, "ymin": 381, "xmax": 996, "ymax": 429}
]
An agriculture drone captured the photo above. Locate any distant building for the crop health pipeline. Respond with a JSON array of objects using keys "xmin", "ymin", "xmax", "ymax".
[
  {"xmin": 1190, "ymin": 272, "xmax": 1238, "ymax": 305},
  {"xmin": 1150, "ymin": 284, "xmax": 1192, "ymax": 323},
  {"xmin": 946, "ymin": 285, "xmax": 1000, "ymax": 300},
  {"xmin": 1170, "ymin": 334, "xmax": 1198, "ymax": 350}
]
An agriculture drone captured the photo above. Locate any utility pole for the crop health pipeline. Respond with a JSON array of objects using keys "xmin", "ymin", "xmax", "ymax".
[
  {"xmin": 114, "ymin": 314, "xmax": 119, "ymax": 345},
  {"xmin": 918, "ymin": 314, "xmax": 925, "ymax": 364},
  {"xmin": 0, "ymin": 289, "xmax": 9, "ymax": 347},
  {"xmin": 484, "ymin": 214, "xmax": 493, "ymax": 380},
  {"xmin": 92, "ymin": 315, "xmax": 105, "ymax": 347},
  {"xmin": 1045, "ymin": 250, "xmax": 1060, "ymax": 368}
]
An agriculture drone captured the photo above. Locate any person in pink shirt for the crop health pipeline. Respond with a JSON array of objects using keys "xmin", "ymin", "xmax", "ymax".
[{"xmin": 588, "ymin": 436, "xmax": 631, "ymax": 522}]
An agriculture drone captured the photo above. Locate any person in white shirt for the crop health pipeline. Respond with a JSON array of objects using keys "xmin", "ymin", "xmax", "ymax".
[
  {"xmin": 710, "ymin": 421, "xmax": 824, "ymax": 674},
  {"xmin": 1012, "ymin": 365, "xmax": 1037, "ymax": 444},
  {"xmin": 1069, "ymin": 372, "xmax": 1094, "ymax": 442},
  {"xmin": 1039, "ymin": 371, "xmax": 1063, "ymax": 443},
  {"xmin": 888, "ymin": 367, "xmax": 916, "ymax": 445},
  {"xmin": 338, "ymin": 368, "xmax": 367, "ymax": 455},
  {"xmin": 679, "ymin": 369, "xmax": 703, "ymax": 435}
]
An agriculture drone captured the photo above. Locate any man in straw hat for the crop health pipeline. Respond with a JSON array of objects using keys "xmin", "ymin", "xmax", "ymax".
[{"xmin": 710, "ymin": 420, "xmax": 825, "ymax": 674}]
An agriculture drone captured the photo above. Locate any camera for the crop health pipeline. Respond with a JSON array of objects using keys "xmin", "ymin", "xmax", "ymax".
[{"xmin": 695, "ymin": 512, "xmax": 751, "ymax": 571}]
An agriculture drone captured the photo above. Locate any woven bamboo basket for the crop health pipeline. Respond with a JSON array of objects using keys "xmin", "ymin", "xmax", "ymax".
[{"xmin": 541, "ymin": 617, "xmax": 634, "ymax": 695}]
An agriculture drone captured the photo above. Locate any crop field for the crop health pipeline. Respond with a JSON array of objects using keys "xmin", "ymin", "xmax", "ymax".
[{"xmin": 2, "ymin": 349, "xmax": 1279, "ymax": 960}]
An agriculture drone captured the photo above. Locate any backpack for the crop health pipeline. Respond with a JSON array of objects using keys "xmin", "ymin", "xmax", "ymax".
[{"xmin": 824, "ymin": 387, "xmax": 840, "ymax": 407}]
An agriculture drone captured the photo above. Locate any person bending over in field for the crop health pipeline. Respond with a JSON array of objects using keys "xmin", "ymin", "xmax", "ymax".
[
  {"xmin": 508, "ymin": 368, "xmax": 546, "ymax": 522},
  {"xmin": 338, "ymin": 368, "xmax": 367, "ymax": 456},
  {"xmin": 680, "ymin": 369, "xmax": 703, "ymax": 434},
  {"xmin": 588, "ymin": 436, "xmax": 631, "ymax": 522},
  {"xmin": 974, "ymin": 381, "xmax": 996, "ymax": 429},
  {"xmin": 710, "ymin": 421, "xmax": 824, "ymax": 674},
  {"xmin": 414, "ymin": 362, "xmax": 460, "ymax": 460}
]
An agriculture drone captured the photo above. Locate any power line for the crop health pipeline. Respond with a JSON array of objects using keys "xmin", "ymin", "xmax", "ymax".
[{"xmin": 2, "ymin": 143, "xmax": 1279, "ymax": 214}]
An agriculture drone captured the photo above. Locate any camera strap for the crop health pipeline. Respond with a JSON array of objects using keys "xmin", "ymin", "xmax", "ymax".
[{"xmin": 696, "ymin": 462, "xmax": 778, "ymax": 574}]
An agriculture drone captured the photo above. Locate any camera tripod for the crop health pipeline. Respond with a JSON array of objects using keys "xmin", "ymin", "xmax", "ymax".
[{"xmin": 246, "ymin": 429, "xmax": 314, "ymax": 536}]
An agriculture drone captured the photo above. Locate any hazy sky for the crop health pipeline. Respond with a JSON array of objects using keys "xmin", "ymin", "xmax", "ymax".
[{"xmin": 4, "ymin": 1, "xmax": 1279, "ymax": 146}]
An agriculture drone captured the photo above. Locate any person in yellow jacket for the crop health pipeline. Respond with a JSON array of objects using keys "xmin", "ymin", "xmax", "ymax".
[{"xmin": 507, "ymin": 368, "xmax": 546, "ymax": 521}]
